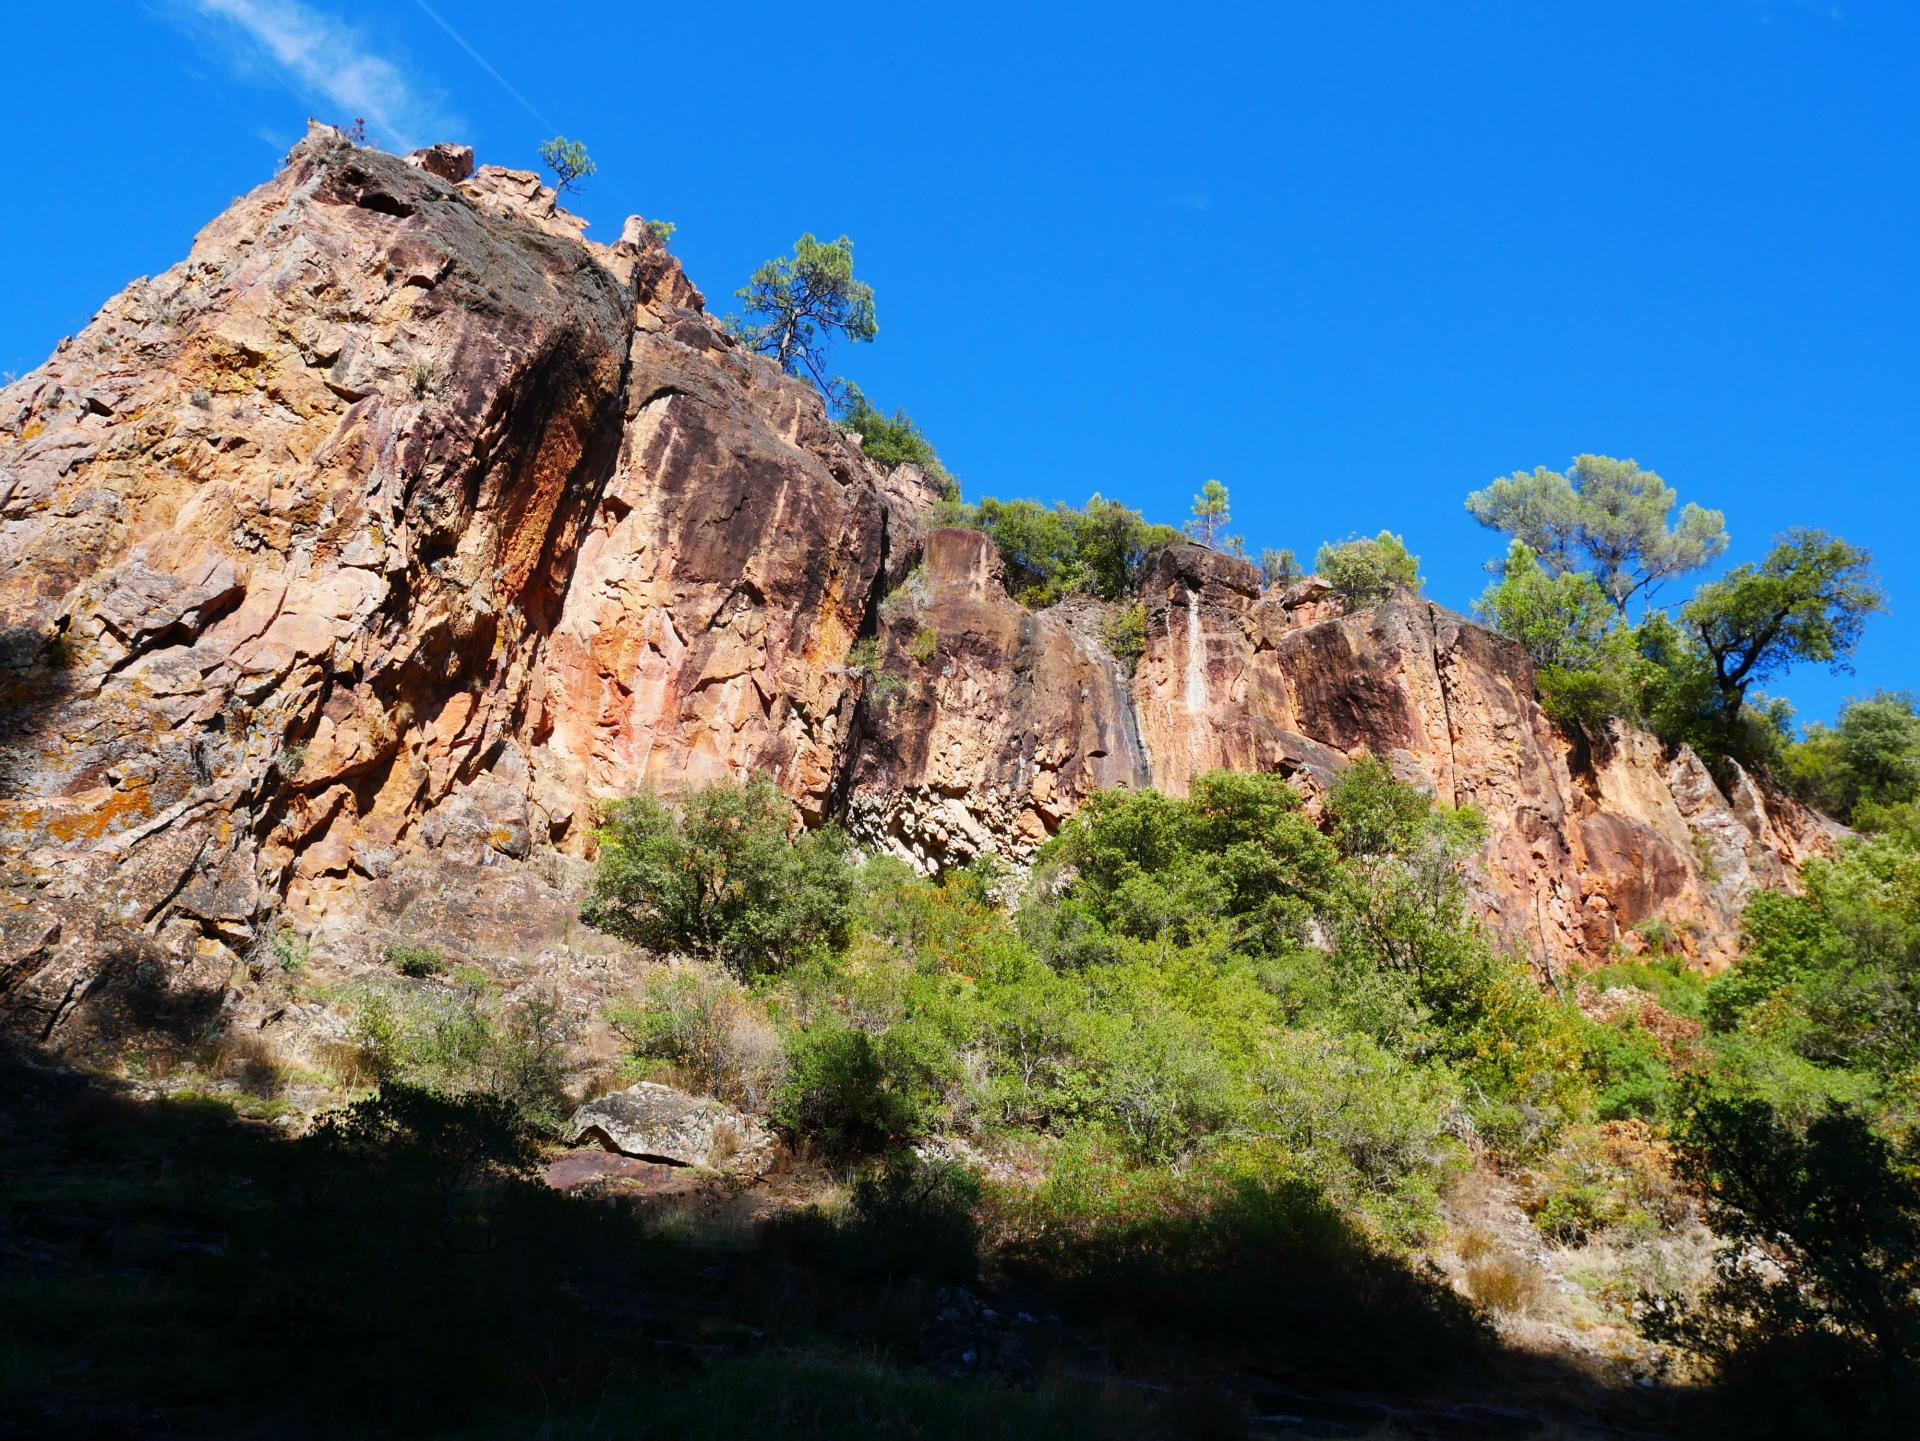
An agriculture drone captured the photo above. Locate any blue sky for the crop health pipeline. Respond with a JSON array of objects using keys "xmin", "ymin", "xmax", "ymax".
[{"xmin": 4, "ymin": 2, "xmax": 1914, "ymax": 726}]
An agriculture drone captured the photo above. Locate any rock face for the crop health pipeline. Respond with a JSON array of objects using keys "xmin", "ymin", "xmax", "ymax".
[
  {"xmin": 566, "ymin": 1081, "xmax": 777, "ymax": 1173},
  {"xmin": 0, "ymin": 127, "xmax": 1836, "ymax": 1051}
]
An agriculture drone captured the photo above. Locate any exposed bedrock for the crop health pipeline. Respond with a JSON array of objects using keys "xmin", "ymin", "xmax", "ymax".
[{"xmin": 0, "ymin": 128, "xmax": 1834, "ymax": 1050}]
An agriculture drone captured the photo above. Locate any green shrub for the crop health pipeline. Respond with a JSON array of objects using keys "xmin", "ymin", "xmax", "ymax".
[
  {"xmin": 582, "ymin": 775, "xmax": 857, "ymax": 978},
  {"xmin": 386, "ymin": 943, "xmax": 446, "ymax": 978},
  {"xmin": 1475, "ymin": 540, "xmax": 1613, "ymax": 669},
  {"xmin": 605, "ymin": 966, "xmax": 785, "ymax": 1109},
  {"xmin": 1653, "ymin": 1092, "xmax": 1920, "ymax": 1438},
  {"xmin": 767, "ymin": 1150, "xmax": 982, "ymax": 1285},
  {"xmin": 337, "ymin": 981, "xmax": 571, "ymax": 1131},
  {"xmin": 942, "ymin": 493, "xmax": 1179, "ymax": 607},
  {"xmin": 1099, "ymin": 602, "xmax": 1148, "ymax": 671},
  {"xmin": 838, "ymin": 384, "xmax": 958, "ymax": 499},
  {"xmin": 907, "ymin": 626, "xmax": 938, "ymax": 664},
  {"xmin": 1313, "ymin": 531, "xmax": 1422, "ymax": 608},
  {"xmin": 770, "ymin": 1024, "xmax": 945, "ymax": 1156},
  {"xmin": 992, "ymin": 1143, "xmax": 1486, "ymax": 1385},
  {"xmin": 268, "ymin": 926, "xmax": 311, "ymax": 974},
  {"xmin": 1260, "ymin": 547, "xmax": 1303, "ymax": 587}
]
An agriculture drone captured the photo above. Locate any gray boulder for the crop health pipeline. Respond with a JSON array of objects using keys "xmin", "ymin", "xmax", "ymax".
[{"xmin": 564, "ymin": 1082, "xmax": 777, "ymax": 1174}]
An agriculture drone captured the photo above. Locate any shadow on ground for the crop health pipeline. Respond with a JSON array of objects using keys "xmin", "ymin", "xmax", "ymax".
[{"xmin": 0, "ymin": 1045, "xmax": 1692, "ymax": 1439}]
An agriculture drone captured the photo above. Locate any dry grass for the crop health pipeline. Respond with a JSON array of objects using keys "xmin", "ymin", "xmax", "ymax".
[
  {"xmin": 1465, "ymin": 1254, "xmax": 1546, "ymax": 1316},
  {"xmin": 1452, "ymin": 1223, "xmax": 1499, "ymax": 1264}
]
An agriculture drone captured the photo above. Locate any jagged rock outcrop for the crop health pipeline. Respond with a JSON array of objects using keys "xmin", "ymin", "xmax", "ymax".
[
  {"xmin": 0, "ymin": 125, "xmax": 930, "ymax": 1051},
  {"xmin": 854, "ymin": 536, "xmax": 1839, "ymax": 971},
  {"xmin": 0, "ymin": 128, "xmax": 1835, "ymax": 1051}
]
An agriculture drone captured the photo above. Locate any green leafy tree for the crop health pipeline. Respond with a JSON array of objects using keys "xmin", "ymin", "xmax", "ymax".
[
  {"xmin": 1314, "ymin": 531, "xmax": 1422, "ymax": 609},
  {"xmin": 730, "ymin": 234, "xmax": 877, "ymax": 400},
  {"xmin": 1655, "ymin": 1093, "xmax": 1920, "ymax": 1439},
  {"xmin": 1474, "ymin": 540, "xmax": 1614, "ymax": 668},
  {"xmin": 1784, "ymin": 693, "xmax": 1920, "ymax": 826},
  {"xmin": 1465, "ymin": 454, "xmax": 1728, "ymax": 615},
  {"xmin": 582, "ymin": 775, "xmax": 856, "ymax": 977},
  {"xmin": 948, "ymin": 494, "xmax": 1177, "ymax": 607},
  {"xmin": 1186, "ymin": 479, "xmax": 1231, "ymax": 548},
  {"xmin": 1683, "ymin": 529, "xmax": 1884, "ymax": 723},
  {"xmin": 1261, "ymin": 547, "xmax": 1303, "ymax": 587},
  {"xmin": 537, "ymin": 136, "xmax": 595, "ymax": 194},
  {"xmin": 837, "ymin": 382, "xmax": 957, "ymax": 498},
  {"xmin": 1709, "ymin": 832, "xmax": 1920, "ymax": 1087}
]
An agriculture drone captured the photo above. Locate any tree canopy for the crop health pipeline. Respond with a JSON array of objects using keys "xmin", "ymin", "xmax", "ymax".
[
  {"xmin": 1683, "ymin": 529, "xmax": 1884, "ymax": 721},
  {"xmin": 837, "ymin": 383, "xmax": 957, "ymax": 499},
  {"xmin": 581, "ymin": 775, "xmax": 856, "ymax": 976},
  {"xmin": 946, "ymin": 494, "xmax": 1179, "ymax": 608},
  {"xmin": 1186, "ymin": 480, "xmax": 1231, "ymax": 549},
  {"xmin": 537, "ymin": 136, "xmax": 595, "ymax": 194},
  {"xmin": 1474, "ymin": 541, "xmax": 1613, "ymax": 669},
  {"xmin": 731, "ymin": 234, "xmax": 877, "ymax": 402},
  {"xmin": 1315, "ymin": 532, "xmax": 1422, "ymax": 609},
  {"xmin": 1465, "ymin": 455, "xmax": 1728, "ymax": 615}
]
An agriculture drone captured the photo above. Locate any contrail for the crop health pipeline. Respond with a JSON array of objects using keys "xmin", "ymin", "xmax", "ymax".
[
  {"xmin": 412, "ymin": 0, "xmax": 650, "ymax": 227},
  {"xmin": 413, "ymin": 0, "xmax": 556, "ymax": 132}
]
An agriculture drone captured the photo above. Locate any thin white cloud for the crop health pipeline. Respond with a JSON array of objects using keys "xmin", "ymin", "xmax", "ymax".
[
  {"xmin": 181, "ymin": 0, "xmax": 463, "ymax": 150},
  {"xmin": 413, "ymin": 1, "xmax": 554, "ymax": 132}
]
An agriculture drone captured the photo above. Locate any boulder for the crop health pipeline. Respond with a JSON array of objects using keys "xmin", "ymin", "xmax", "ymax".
[
  {"xmin": 406, "ymin": 142, "xmax": 475, "ymax": 183},
  {"xmin": 564, "ymin": 1082, "xmax": 777, "ymax": 1173}
]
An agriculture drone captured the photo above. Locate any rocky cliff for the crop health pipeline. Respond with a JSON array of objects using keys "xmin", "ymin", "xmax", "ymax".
[{"xmin": 0, "ymin": 127, "xmax": 1834, "ymax": 1050}]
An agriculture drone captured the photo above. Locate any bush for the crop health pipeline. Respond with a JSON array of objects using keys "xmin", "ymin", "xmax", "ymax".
[
  {"xmin": 1475, "ymin": 540, "xmax": 1613, "ymax": 669},
  {"xmin": 1525, "ymin": 1121, "xmax": 1687, "ymax": 1244},
  {"xmin": 583, "ymin": 775, "xmax": 857, "ymax": 978},
  {"xmin": 1314, "ymin": 531, "xmax": 1422, "ymax": 608},
  {"xmin": 849, "ymin": 1151, "xmax": 980, "ymax": 1280},
  {"xmin": 1782, "ymin": 692, "xmax": 1920, "ymax": 824},
  {"xmin": 268, "ymin": 926, "xmax": 311, "ymax": 974},
  {"xmin": 992, "ymin": 1145, "xmax": 1486, "ymax": 1384},
  {"xmin": 1099, "ymin": 601, "xmax": 1147, "ymax": 672},
  {"xmin": 838, "ymin": 385, "xmax": 958, "ymax": 499},
  {"xmin": 337, "ymin": 979, "xmax": 571, "ymax": 1131},
  {"xmin": 769, "ymin": 1024, "xmax": 945, "ymax": 1156},
  {"xmin": 1653, "ymin": 1092, "xmax": 1920, "ymax": 1438},
  {"xmin": 942, "ymin": 494, "xmax": 1179, "ymax": 607},
  {"xmin": 386, "ymin": 943, "xmax": 446, "ymax": 978},
  {"xmin": 1464, "ymin": 1254, "xmax": 1546, "ymax": 1316},
  {"xmin": 1260, "ymin": 547, "xmax": 1303, "ymax": 587},
  {"xmin": 605, "ymin": 966, "xmax": 785, "ymax": 1109}
]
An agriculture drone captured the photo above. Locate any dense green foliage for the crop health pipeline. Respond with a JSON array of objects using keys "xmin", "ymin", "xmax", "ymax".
[
  {"xmin": 1475, "ymin": 540, "xmax": 1613, "ymax": 668},
  {"xmin": 1782, "ymin": 692, "xmax": 1920, "ymax": 830},
  {"xmin": 1314, "ymin": 531, "xmax": 1423, "ymax": 608},
  {"xmin": 837, "ymin": 383, "xmax": 958, "ymax": 499},
  {"xmin": 1683, "ymin": 528, "xmax": 1884, "ymax": 723},
  {"xmin": 730, "ymin": 233, "xmax": 878, "ymax": 400},
  {"xmin": 536, "ymin": 135, "xmax": 595, "ymax": 193},
  {"xmin": 594, "ymin": 768, "xmax": 1584, "ymax": 1228},
  {"xmin": 939, "ymin": 494, "xmax": 1179, "ymax": 607},
  {"xmin": 1478, "ymin": 528, "xmax": 1883, "ymax": 786},
  {"xmin": 1656, "ymin": 1094, "xmax": 1920, "ymax": 1439},
  {"xmin": 582, "ymin": 776, "xmax": 857, "ymax": 977},
  {"xmin": 1465, "ymin": 454, "xmax": 1728, "ymax": 614}
]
